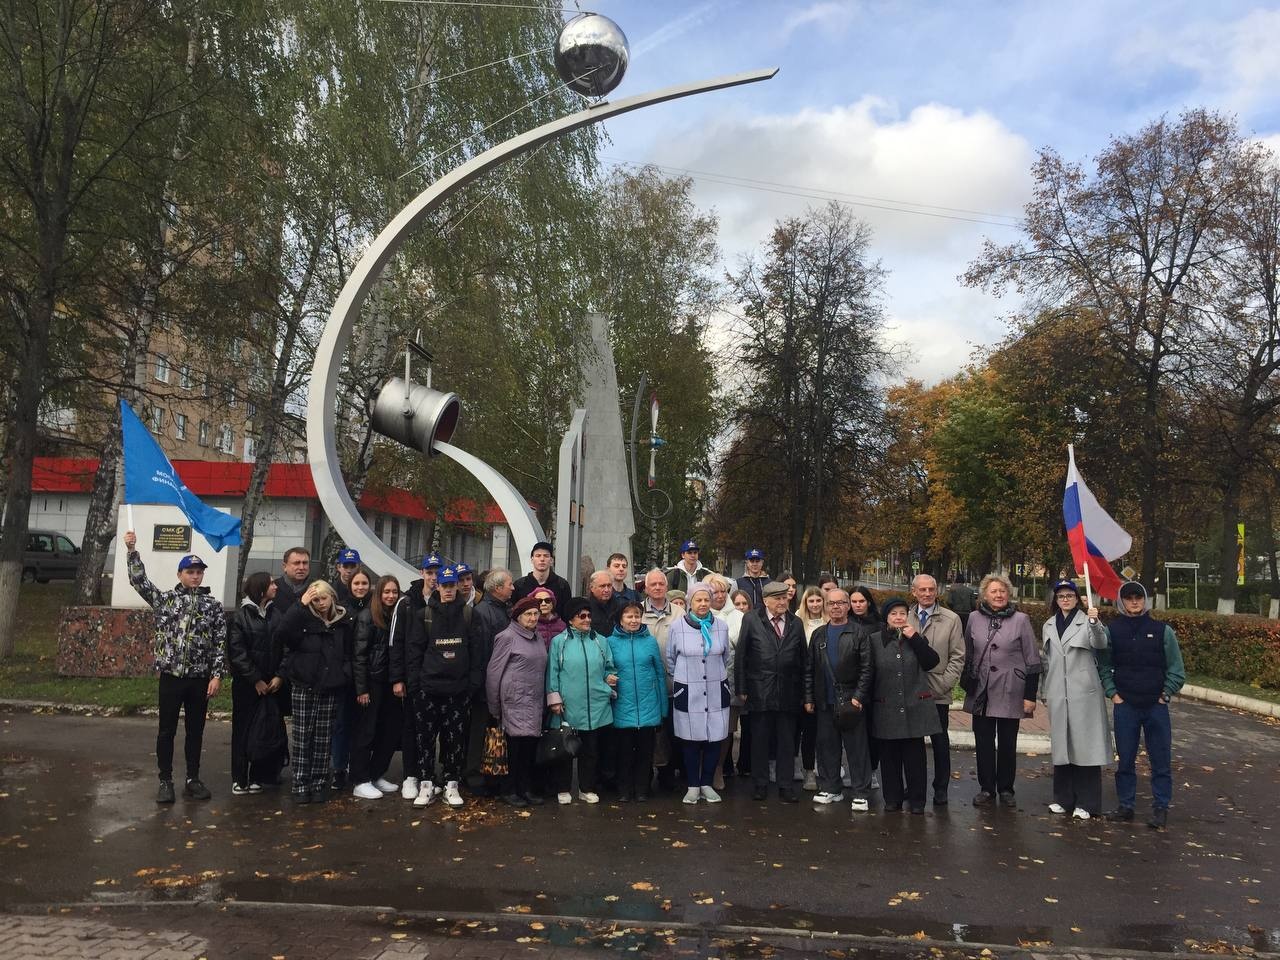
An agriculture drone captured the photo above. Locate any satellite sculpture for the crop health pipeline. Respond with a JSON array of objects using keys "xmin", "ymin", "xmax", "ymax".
[{"xmin": 306, "ymin": 14, "xmax": 776, "ymax": 584}]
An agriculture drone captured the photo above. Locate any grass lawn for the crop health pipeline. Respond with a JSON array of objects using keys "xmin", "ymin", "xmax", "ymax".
[
  {"xmin": 0, "ymin": 583, "xmax": 230, "ymax": 713},
  {"xmin": 1185, "ymin": 672, "xmax": 1280, "ymax": 707}
]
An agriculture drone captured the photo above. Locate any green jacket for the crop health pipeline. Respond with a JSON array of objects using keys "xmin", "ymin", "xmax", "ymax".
[{"xmin": 546, "ymin": 626, "xmax": 615, "ymax": 731}]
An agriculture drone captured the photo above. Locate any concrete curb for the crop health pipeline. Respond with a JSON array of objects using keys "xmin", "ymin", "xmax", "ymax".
[
  {"xmin": 0, "ymin": 698, "xmax": 231, "ymax": 720},
  {"xmin": 949, "ymin": 729, "xmax": 1051, "ymax": 755},
  {"xmin": 1180, "ymin": 683, "xmax": 1280, "ymax": 718}
]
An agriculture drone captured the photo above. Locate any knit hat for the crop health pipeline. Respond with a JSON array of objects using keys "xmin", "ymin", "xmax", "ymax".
[
  {"xmin": 511, "ymin": 595, "xmax": 541, "ymax": 618},
  {"xmin": 687, "ymin": 581, "xmax": 713, "ymax": 600}
]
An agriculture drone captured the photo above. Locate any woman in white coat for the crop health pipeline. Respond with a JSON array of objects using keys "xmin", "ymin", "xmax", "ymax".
[
  {"xmin": 665, "ymin": 581, "xmax": 733, "ymax": 804},
  {"xmin": 1040, "ymin": 579, "xmax": 1110, "ymax": 819}
]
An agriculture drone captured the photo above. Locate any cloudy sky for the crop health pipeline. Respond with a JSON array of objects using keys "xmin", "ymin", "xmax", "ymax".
[{"xmin": 568, "ymin": 0, "xmax": 1280, "ymax": 384}]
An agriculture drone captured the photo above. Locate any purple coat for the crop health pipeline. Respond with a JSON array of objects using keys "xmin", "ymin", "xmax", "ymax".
[
  {"xmin": 963, "ymin": 606, "xmax": 1041, "ymax": 720},
  {"xmin": 486, "ymin": 622, "xmax": 548, "ymax": 738}
]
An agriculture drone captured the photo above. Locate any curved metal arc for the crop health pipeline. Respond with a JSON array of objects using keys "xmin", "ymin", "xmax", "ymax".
[{"xmin": 307, "ymin": 67, "xmax": 777, "ymax": 582}]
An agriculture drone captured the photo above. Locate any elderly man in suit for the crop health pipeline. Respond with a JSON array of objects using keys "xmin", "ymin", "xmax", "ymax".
[{"xmin": 909, "ymin": 574, "xmax": 965, "ymax": 806}]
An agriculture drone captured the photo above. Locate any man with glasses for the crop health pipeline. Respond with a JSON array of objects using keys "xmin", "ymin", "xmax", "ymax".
[
  {"xmin": 804, "ymin": 589, "xmax": 873, "ymax": 811},
  {"xmin": 908, "ymin": 574, "xmax": 965, "ymax": 806}
]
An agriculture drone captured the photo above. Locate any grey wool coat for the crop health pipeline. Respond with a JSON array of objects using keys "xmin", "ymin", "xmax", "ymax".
[
  {"xmin": 1040, "ymin": 610, "xmax": 1112, "ymax": 768},
  {"xmin": 665, "ymin": 614, "xmax": 733, "ymax": 743},
  {"xmin": 485, "ymin": 621, "xmax": 548, "ymax": 738},
  {"xmin": 870, "ymin": 628, "xmax": 942, "ymax": 740}
]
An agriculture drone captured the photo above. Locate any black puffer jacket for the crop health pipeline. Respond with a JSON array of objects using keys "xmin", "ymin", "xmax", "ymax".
[
  {"xmin": 405, "ymin": 595, "xmax": 482, "ymax": 696},
  {"xmin": 354, "ymin": 599, "xmax": 405, "ymax": 695},
  {"xmin": 277, "ymin": 602, "xmax": 353, "ymax": 692},
  {"xmin": 735, "ymin": 608, "xmax": 807, "ymax": 712},
  {"xmin": 804, "ymin": 619, "xmax": 874, "ymax": 709},
  {"xmin": 226, "ymin": 598, "xmax": 282, "ymax": 685}
]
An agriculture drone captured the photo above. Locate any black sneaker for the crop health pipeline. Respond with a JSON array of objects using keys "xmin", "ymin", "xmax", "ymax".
[
  {"xmin": 293, "ymin": 791, "xmax": 312, "ymax": 805},
  {"xmin": 933, "ymin": 792, "xmax": 948, "ymax": 806},
  {"xmin": 157, "ymin": 780, "xmax": 176, "ymax": 804},
  {"xmin": 231, "ymin": 783, "xmax": 250, "ymax": 796},
  {"xmin": 524, "ymin": 793, "xmax": 546, "ymax": 806},
  {"xmin": 998, "ymin": 790, "xmax": 1016, "ymax": 806},
  {"xmin": 1107, "ymin": 806, "xmax": 1135, "ymax": 822},
  {"xmin": 972, "ymin": 791, "xmax": 994, "ymax": 807},
  {"xmin": 779, "ymin": 788, "xmax": 799, "ymax": 804},
  {"xmin": 752, "ymin": 787, "xmax": 767, "ymax": 801},
  {"xmin": 183, "ymin": 778, "xmax": 211, "ymax": 801},
  {"xmin": 1147, "ymin": 807, "xmax": 1168, "ymax": 830}
]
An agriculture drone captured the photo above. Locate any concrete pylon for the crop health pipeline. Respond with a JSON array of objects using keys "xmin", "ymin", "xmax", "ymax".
[{"xmin": 578, "ymin": 312, "xmax": 636, "ymax": 577}]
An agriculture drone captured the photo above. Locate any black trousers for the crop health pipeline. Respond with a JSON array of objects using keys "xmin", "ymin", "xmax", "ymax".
[
  {"xmin": 814, "ymin": 708, "xmax": 872, "ymax": 796},
  {"xmin": 928, "ymin": 703, "xmax": 952, "ymax": 796},
  {"xmin": 972, "ymin": 715, "xmax": 1021, "ymax": 794},
  {"xmin": 553, "ymin": 726, "xmax": 605, "ymax": 794},
  {"xmin": 1053, "ymin": 763, "xmax": 1102, "ymax": 814},
  {"xmin": 401, "ymin": 690, "xmax": 420, "ymax": 780},
  {"xmin": 614, "ymin": 726, "xmax": 657, "ymax": 797},
  {"xmin": 877, "ymin": 737, "xmax": 928, "ymax": 809},
  {"xmin": 505, "ymin": 735, "xmax": 538, "ymax": 797},
  {"xmin": 797, "ymin": 708, "xmax": 817, "ymax": 772},
  {"xmin": 737, "ymin": 710, "xmax": 752, "ymax": 774},
  {"xmin": 157, "ymin": 673, "xmax": 209, "ymax": 782},
  {"xmin": 230, "ymin": 678, "xmax": 285, "ymax": 785},
  {"xmin": 750, "ymin": 710, "xmax": 797, "ymax": 789},
  {"xmin": 350, "ymin": 680, "xmax": 403, "ymax": 785}
]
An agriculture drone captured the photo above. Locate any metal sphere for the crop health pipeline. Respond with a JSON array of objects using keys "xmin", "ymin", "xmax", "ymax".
[{"xmin": 554, "ymin": 13, "xmax": 629, "ymax": 98}]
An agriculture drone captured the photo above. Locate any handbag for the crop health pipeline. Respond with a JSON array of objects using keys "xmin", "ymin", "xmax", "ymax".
[
  {"xmin": 481, "ymin": 723, "xmax": 508, "ymax": 777},
  {"xmin": 247, "ymin": 694, "xmax": 288, "ymax": 763},
  {"xmin": 833, "ymin": 688, "xmax": 864, "ymax": 731},
  {"xmin": 536, "ymin": 716, "xmax": 582, "ymax": 767}
]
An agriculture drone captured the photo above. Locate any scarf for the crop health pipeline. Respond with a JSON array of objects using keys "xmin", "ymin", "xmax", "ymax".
[
  {"xmin": 977, "ymin": 599, "xmax": 1017, "ymax": 619},
  {"xmin": 1054, "ymin": 606, "xmax": 1078, "ymax": 639},
  {"xmin": 686, "ymin": 610, "xmax": 715, "ymax": 655}
]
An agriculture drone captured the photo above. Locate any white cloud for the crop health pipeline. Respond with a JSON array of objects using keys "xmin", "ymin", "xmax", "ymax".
[
  {"xmin": 632, "ymin": 2, "xmax": 721, "ymax": 56},
  {"xmin": 782, "ymin": 1, "xmax": 859, "ymax": 38},
  {"xmin": 1117, "ymin": 8, "xmax": 1280, "ymax": 113},
  {"xmin": 643, "ymin": 96, "xmax": 1034, "ymax": 384}
]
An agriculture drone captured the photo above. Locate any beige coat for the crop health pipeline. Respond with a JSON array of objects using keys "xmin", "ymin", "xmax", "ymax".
[{"xmin": 909, "ymin": 605, "xmax": 965, "ymax": 701}]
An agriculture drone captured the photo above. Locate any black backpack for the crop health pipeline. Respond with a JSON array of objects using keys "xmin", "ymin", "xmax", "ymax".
[{"xmin": 247, "ymin": 694, "xmax": 289, "ymax": 762}]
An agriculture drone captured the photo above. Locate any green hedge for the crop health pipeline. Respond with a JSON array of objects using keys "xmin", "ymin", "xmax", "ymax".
[{"xmin": 863, "ymin": 591, "xmax": 1280, "ymax": 692}]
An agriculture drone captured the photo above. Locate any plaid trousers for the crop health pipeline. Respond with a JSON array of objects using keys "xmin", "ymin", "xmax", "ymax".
[
  {"xmin": 412, "ymin": 689, "xmax": 471, "ymax": 784},
  {"xmin": 291, "ymin": 686, "xmax": 338, "ymax": 795}
]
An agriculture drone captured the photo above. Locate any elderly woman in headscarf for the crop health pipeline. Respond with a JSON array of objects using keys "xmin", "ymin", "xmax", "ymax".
[
  {"xmin": 1040, "ymin": 579, "xmax": 1109, "ymax": 819},
  {"xmin": 487, "ymin": 595, "xmax": 549, "ymax": 807},
  {"xmin": 532, "ymin": 585, "xmax": 566, "ymax": 649},
  {"xmin": 963, "ymin": 573, "xmax": 1041, "ymax": 807},
  {"xmin": 665, "ymin": 581, "xmax": 733, "ymax": 804}
]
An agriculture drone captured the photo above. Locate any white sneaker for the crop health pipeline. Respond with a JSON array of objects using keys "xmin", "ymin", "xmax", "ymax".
[
  {"xmin": 401, "ymin": 777, "xmax": 419, "ymax": 800},
  {"xmin": 248, "ymin": 783, "xmax": 263, "ymax": 794},
  {"xmin": 850, "ymin": 797, "xmax": 869, "ymax": 812},
  {"xmin": 413, "ymin": 781, "xmax": 435, "ymax": 807},
  {"xmin": 700, "ymin": 785, "xmax": 722, "ymax": 803},
  {"xmin": 1048, "ymin": 802, "xmax": 1067, "ymax": 814},
  {"xmin": 1072, "ymin": 807, "xmax": 1091, "ymax": 820},
  {"xmin": 352, "ymin": 781, "xmax": 383, "ymax": 800},
  {"xmin": 869, "ymin": 773, "xmax": 879, "ymax": 790},
  {"xmin": 373, "ymin": 778, "xmax": 399, "ymax": 793},
  {"xmin": 682, "ymin": 787, "xmax": 700, "ymax": 804},
  {"xmin": 557, "ymin": 792, "xmax": 573, "ymax": 805},
  {"xmin": 814, "ymin": 792, "xmax": 844, "ymax": 804},
  {"xmin": 579, "ymin": 791, "xmax": 600, "ymax": 804},
  {"xmin": 803, "ymin": 771, "xmax": 818, "ymax": 791},
  {"xmin": 443, "ymin": 781, "xmax": 464, "ymax": 808}
]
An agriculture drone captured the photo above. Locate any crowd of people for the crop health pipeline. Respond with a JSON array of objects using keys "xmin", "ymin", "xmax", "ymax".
[{"xmin": 123, "ymin": 533, "xmax": 1185, "ymax": 829}]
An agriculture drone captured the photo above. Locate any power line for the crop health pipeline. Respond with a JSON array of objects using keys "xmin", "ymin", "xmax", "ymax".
[
  {"xmin": 604, "ymin": 157, "xmax": 1025, "ymax": 229},
  {"xmin": 378, "ymin": 0, "xmax": 578, "ymax": 11}
]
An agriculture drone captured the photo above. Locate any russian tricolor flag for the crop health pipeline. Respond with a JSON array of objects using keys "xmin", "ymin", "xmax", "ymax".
[{"xmin": 1063, "ymin": 445, "xmax": 1130, "ymax": 601}]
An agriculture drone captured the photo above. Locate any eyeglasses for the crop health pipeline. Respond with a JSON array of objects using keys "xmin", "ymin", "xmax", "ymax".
[
  {"xmin": 827, "ymin": 599, "xmax": 850, "ymax": 605},
  {"xmin": 538, "ymin": 598, "xmax": 554, "ymax": 605},
  {"xmin": 572, "ymin": 611, "xmax": 591, "ymax": 620}
]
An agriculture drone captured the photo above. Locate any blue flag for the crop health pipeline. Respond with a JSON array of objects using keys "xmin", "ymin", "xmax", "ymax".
[{"xmin": 120, "ymin": 398, "xmax": 242, "ymax": 551}]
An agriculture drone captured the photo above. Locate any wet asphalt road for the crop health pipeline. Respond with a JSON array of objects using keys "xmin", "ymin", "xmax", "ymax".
[{"xmin": 0, "ymin": 700, "xmax": 1276, "ymax": 956}]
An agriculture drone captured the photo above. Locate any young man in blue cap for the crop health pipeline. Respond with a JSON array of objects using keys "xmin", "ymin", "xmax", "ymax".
[
  {"xmin": 455, "ymin": 562, "xmax": 476, "ymax": 606},
  {"xmin": 393, "ymin": 551, "xmax": 443, "ymax": 799},
  {"xmin": 123, "ymin": 530, "xmax": 226, "ymax": 803},
  {"xmin": 1099, "ymin": 580, "xmax": 1185, "ymax": 830},
  {"xmin": 334, "ymin": 546, "xmax": 362, "ymax": 606},
  {"xmin": 666, "ymin": 539, "xmax": 713, "ymax": 595},
  {"xmin": 738, "ymin": 548, "xmax": 771, "ymax": 610}
]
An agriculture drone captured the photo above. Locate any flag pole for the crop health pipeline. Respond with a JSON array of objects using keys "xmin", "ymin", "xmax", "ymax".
[
  {"xmin": 1083, "ymin": 564, "xmax": 1094, "ymax": 617},
  {"xmin": 126, "ymin": 503, "xmax": 134, "ymax": 533}
]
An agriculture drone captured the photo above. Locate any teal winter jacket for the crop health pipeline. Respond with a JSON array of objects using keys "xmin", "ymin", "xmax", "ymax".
[
  {"xmin": 608, "ymin": 625, "xmax": 669, "ymax": 729},
  {"xmin": 546, "ymin": 626, "xmax": 615, "ymax": 731}
]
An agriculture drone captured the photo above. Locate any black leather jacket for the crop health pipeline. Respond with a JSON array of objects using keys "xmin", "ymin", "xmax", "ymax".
[
  {"xmin": 804, "ymin": 618, "xmax": 874, "ymax": 708},
  {"xmin": 735, "ymin": 608, "xmax": 807, "ymax": 711}
]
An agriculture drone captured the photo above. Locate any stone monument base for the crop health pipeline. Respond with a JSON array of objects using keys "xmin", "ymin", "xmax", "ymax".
[{"xmin": 57, "ymin": 606, "xmax": 156, "ymax": 678}]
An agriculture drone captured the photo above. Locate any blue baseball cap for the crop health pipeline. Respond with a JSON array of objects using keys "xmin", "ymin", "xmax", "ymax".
[
  {"xmin": 745, "ymin": 548, "xmax": 763, "ymax": 561},
  {"xmin": 337, "ymin": 547, "xmax": 361, "ymax": 566},
  {"xmin": 177, "ymin": 554, "xmax": 207, "ymax": 571},
  {"xmin": 421, "ymin": 553, "xmax": 442, "ymax": 570},
  {"xmin": 680, "ymin": 540, "xmax": 699, "ymax": 553},
  {"xmin": 455, "ymin": 562, "xmax": 472, "ymax": 577},
  {"xmin": 438, "ymin": 566, "xmax": 459, "ymax": 585}
]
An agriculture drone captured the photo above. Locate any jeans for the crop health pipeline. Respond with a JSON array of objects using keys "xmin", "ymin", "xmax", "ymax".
[{"xmin": 1113, "ymin": 700, "xmax": 1172, "ymax": 810}]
